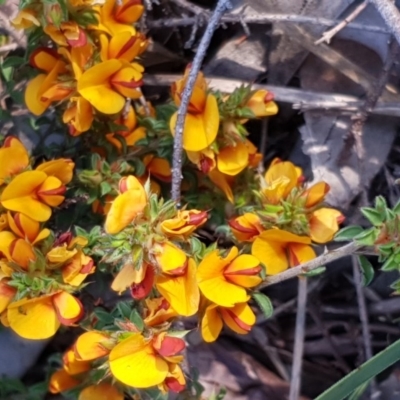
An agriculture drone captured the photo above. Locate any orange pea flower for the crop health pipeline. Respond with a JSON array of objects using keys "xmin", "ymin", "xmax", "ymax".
[
  {"xmin": 197, "ymin": 247, "xmax": 262, "ymax": 307},
  {"xmin": 7, "ymin": 212, "xmax": 50, "ymax": 244},
  {"xmin": 170, "ymin": 69, "xmax": 219, "ymax": 152},
  {"xmin": 78, "ymin": 59, "xmax": 143, "ymax": 114},
  {"xmin": 143, "ymin": 297, "xmax": 178, "ymax": 326},
  {"xmin": 229, "ymin": 213, "xmax": 264, "ymax": 242},
  {"xmin": 109, "ymin": 332, "xmax": 186, "ymax": 392},
  {"xmin": 161, "ymin": 209, "xmax": 208, "ymax": 238},
  {"xmin": 0, "ymin": 137, "xmax": 29, "ymax": 185},
  {"xmin": 44, "ymin": 21, "xmax": 87, "ymax": 47},
  {"xmin": 155, "ymin": 242, "xmax": 200, "ymax": 316},
  {"xmin": 25, "ymin": 48, "xmax": 73, "ymax": 116},
  {"xmin": 262, "ymin": 158, "xmax": 303, "ymax": 204},
  {"xmin": 246, "ymin": 89, "xmax": 278, "ymax": 117},
  {"xmin": 201, "ymin": 301, "xmax": 256, "ymax": 342},
  {"xmin": 100, "ymin": 31, "xmax": 148, "ymax": 62},
  {"xmin": 252, "ymin": 229, "xmax": 316, "ymax": 275},
  {"xmin": 36, "ymin": 158, "xmax": 75, "ymax": 184},
  {"xmin": 105, "ymin": 175, "xmax": 147, "ymax": 234},
  {"xmin": 12, "ymin": 9, "xmax": 40, "ymax": 29},
  {"xmin": 106, "ymin": 105, "xmax": 146, "ymax": 149},
  {"xmin": 95, "ymin": 0, "xmax": 144, "ymax": 35},
  {"xmin": 1, "ymin": 170, "xmax": 66, "ymax": 222},
  {"xmin": 63, "ymin": 96, "xmax": 94, "ymax": 136},
  {"xmin": 7, "ymin": 291, "xmax": 83, "ymax": 339}
]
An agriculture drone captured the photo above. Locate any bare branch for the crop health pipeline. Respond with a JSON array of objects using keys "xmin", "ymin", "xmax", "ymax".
[
  {"xmin": 258, "ymin": 242, "xmax": 362, "ymax": 288},
  {"xmin": 315, "ymin": 1, "xmax": 369, "ymax": 45},
  {"xmin": 289, "ymin": 277, "xmax": 308, "ymax": 400},
  {"xmin": 147, "ymin": 13, "xmax": 388, "ymax": 35},
  {"xmin": 145, "ymin": 74, "xmax": 400, "ymax": 117},
  {"xmin": 0, "ymin": 43, "xmax": 18, "ymax": 53},
  {"xmin": 369, "ymin": 0, "xmax": 400, "ymax": 46},
  {"xmin": 170, "ymin": 0, "xmax": 231, "ymax": 204}
]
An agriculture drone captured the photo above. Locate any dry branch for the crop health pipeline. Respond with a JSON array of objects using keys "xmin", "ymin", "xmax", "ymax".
[
  {"xmin": 145, "ymin": 74, "xmax": 400, "ymax": 117},
  {"xmin": 170, "ymin": 0, "xmax": 231, "ymax": 203}
]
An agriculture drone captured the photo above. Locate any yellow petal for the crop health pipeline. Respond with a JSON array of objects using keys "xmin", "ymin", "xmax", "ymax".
[
  {"xmin": 52, "ymin": 291, "xmax": 83, "ymax": 326},
  {"xmin": 25, "ymin": 74, "xmax": 51, "ymax": 115},
  {"xmin": 1, "ymin": 170, "xmax": 51, "ymax": 221},
  {"xmin": 201, "ymin": 304, "xmax": 223, "ymax": 343},
  {"xmin": 220, "ymin": 302, "xmax": 255, "ymax": 335},
  {"xmin": 252, "ymin": 236, "xmax": 288, "ymax": 275},
  {"xmin": 223, "ymin": 254, "xmax": 262, "ymax": 288},
  {"xmin": 8, "ymin": 295, "xmax": 60, "ymax": 339},
  {"xmin": 109, "ymin": 334, "xmax": 169, "ymax": 388},
  {"xmin": 288, "ymin": 243, "xmax": 316, "ymax": 267},
  {"xmin": 156, "ymin": 258, "xmax": 200, "ymax": 316},
  {"xmin": 217, "ymin": 142, "xmax": 249, "ymax": 176},
  {"xmin": 49, "ymin": 370, "xmax": 80, "ymax": 394},
  {"xmin": 79, "ymin": 384, "xmax": 124, "ymax": 400},
  {"xmin": 105, "ymin": 189, "xmax": 147, "ymax": 234},
  {"xmin": 303, "ymin": 182, "xmax": 330, "ymax": 207},
  {"xmin": 258, "ymin": 229, "xmax": 312, "ymax": 244},
  {"xmin": 309, "ymin": 208, "xmax": 343, "ymax": 244},
  {"xmin": 111, "ymin": 262, "xmax": 138, "ymax": 293},
  {"xmin": 208, "ymin": 169, "xmax": 234, "ymax": 203},
  {"xmin": 36, "ymin": 159, "xmax": 75, "ymax": 184},
  {"xmin": 155, "ymin": 242, "xmax": 187, "ymax": 275},
  {"xmin": 78, "ymin": 60, "xmax": 126, "ymax": 114},
  {"xmin": 74, "ymin": 331, "xmax": 110, "ymax": 361}
]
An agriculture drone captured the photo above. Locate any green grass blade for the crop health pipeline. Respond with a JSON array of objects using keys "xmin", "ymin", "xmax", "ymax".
[{"xmin": 316, "ymin": 338, "xmax": 400, "ymax": 400}]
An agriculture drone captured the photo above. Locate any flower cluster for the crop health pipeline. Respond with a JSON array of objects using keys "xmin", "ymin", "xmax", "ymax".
[
  {"xmin": 14, "ymin": 0, "xmax": 147, "ymax": 136},
  {"xmin": 0, "ymin": 138, "xmax": 95, "ymax": 339}
]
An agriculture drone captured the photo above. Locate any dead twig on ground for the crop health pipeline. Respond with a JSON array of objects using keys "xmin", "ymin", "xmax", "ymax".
[
  {"xmin": 315, "ymin": 1, "xmax": 369, "ymax": 45},
  {"xmin": 369, "ymin": 0, "xmax": 400, "ymax": 46},
  {"xmin": 289, "ymin": 277, "xmax": 308, "ymax": 400},
  {"xmin": 171, "ymin": 0, "xmax": 231, "ymax": 203}
]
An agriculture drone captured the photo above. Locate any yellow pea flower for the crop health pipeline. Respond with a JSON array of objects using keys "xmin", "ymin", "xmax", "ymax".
[
  {"xmin": 216, "ymin": 141, "xmax": 249, "ymax": 176},
  {"xmin": 44, "ymin": 21, "xmax": 87, "ymax": 47},
  {"xmin": 36, "ymin": 158, "xmax": 75, "ymax": 184},
  {"xmin": 78, "ymin": 384, "xmax": 124, "ymax": 400},
  {"xmin": 109, "ymin": 332, "xmax": 186, "ymax": 391},
  {"xmin": 301, "ymin": 181, "xmax": 330, "ymax": 207},
  {"xmin": 106, "ymin": 105, "xmax": 146, "ymax": 149},
  {"xmin": 100, "ymin": 31, "xmax": 148, "ymax": 62},
  {"xmin": 309, "ymin": 208, "xmax": 344, "ymax": 244},
  {"xmin": 12, "ymin": 9, "xmax": 40, "ymax": 30},
  {"xmin": 63, "ymin": 97, "xmax": 94, "ymax": 136},
  {"xmin": 74, "ymin": 331, "xmax": 111, "ymax": 361},
  {"xmin": 170, "ymin": 69, "xmax": 219, "ymax": 152},
  {"xmin": 155, "ymin": 242, "xmax": 200, "ymax": 316},
  {"xmin": 263, "ymin": 158, "xmax": 303, "ymax": 204},
  {"xmin": 197, "ymin": 247, "xmax": 262, "ymax": 307},
  {"xmin": 78, "ymin": 59, "xmax": 143, "ymax": 114},
  {"xmin": 95, "ymin": 0, "xmax": 144, "ymax": 35},
  {"xmin": 201, "ymin": 301, "xmax": 256, "ymax": 343},
  {"xmin": 25, "ymin": 48, "xmax": 73, "ymax": 116},
  {"xmin": 229, "ymin": 213, "xmax": 264, "ymax": 242},
  {"xmin": 160, "ymin": 209, "xmax": 208, "ymax": 238},
  {"xmin": 143, "ymin": 297, "xmax": 178, "ymax": 327},
  {"xmin": 49, "ymin": 370, "xmax": 80, "ymax": 394},
  {"xmin": 252, "ymin": 229, "xmax": 316, "ymax": 275},
  {"xmin": 7, "ymin": 291, "xmax": 84, "ymax": 339},
  {"xmin": 62, "ymin": 252, "xmax": 95, "ymax": 286},
  {"xmin": 105, "ymin": 175, "xmax": 147, "ymax": 234},
  {"xmin": 0, "ymin": 137, "xmax": 29, "ymax": 185},
  {"xmin": 246, "ymin": 89, "xmax": 278, "ymax": 117},
  {"xmin": 208, "ymin": 169, "xmax": 234, "ymax": 203},
  {"xmin": 7, "ymin": 212, "xmax": 50, "ymax": 245},
  {"xmin": 1, "ymin": 170, "xmax": 66, "ymax": 222}
]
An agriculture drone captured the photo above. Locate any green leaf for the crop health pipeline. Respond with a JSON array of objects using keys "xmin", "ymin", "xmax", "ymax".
[
  {"xmin": 393, "ymin": 199, "xmax": 400, "ymax": 214},
  {"xmin": 361, "ymin": 207, "xmax": 385, "ymax": 226},
  {"xmin": 375, "ymin": 195, "xmax": 387, "ymax": 213},
  {"xmin": 129, "ymin": 309, "xmax": 144, "ymax": 332},
  {"xmin": 347, "ymin": 380, "xmax": 371, "ymax": 400},
  {"xmin": 358, "ymin": 256, "xmax": 374, "ymax": 286},
  {"xmin": 252, "ymin": 292, "xmax": 273, "ymax": 319},
  {"xmin": 117, "ymin": 301, "xmax": 132, "ymax": 319},
  {"xmin": 315, "ymin": 337, "xmax": 400, "ymax": 400},
  {"xmin": 100, "ymin": 181, "xmax": 112, "ymax": 196},
  {"xmin": 334, "ymin": 226, "xmax": 364, "ymax": 242},
  {"xmin": 354, "ymin": 228, "xmax": 378, "ymax": 246},
  {"xmin": 302, "ymin": 266, "xmax": 326, "ymax": 277},
  {"xmin": 2, "ymin": 56, "xmax": 25, "ymax": 69},
  {"xmin": 381, "ymin": 254, "xmax": 398, "ymax": 271}
]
